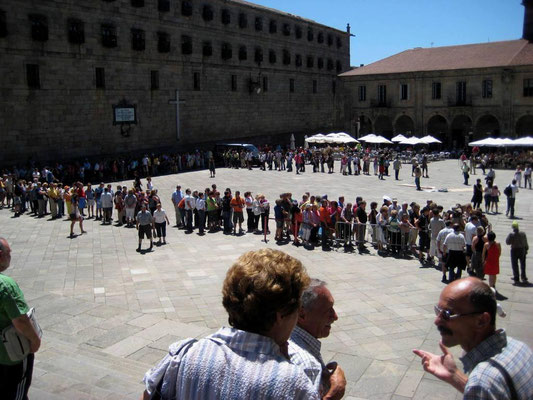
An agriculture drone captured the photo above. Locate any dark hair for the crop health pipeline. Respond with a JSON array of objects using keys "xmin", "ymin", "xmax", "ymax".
[
  {"xmin": 487, "ymin": 231, "xmax": 496, "ymax": 242},
  {"xmin": 469, "ymin": 282, "xmax": 497, "ymax": 326}
]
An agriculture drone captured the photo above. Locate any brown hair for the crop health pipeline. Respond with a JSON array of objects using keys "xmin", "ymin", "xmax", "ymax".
[{"xmin": 222, "ymin": 249, "xmax": 310, "ymax": 334}]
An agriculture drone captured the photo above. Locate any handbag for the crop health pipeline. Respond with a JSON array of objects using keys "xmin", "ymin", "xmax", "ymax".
[{"xmin": 1, "ymin": 307, "xmax": 42, "ymax": 362}]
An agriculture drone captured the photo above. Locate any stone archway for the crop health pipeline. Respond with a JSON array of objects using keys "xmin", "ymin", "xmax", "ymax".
[
  {"xmin": 358, "ymin": 115, "xmax": 373, "ymax": 136},
  {"xmin": 427, "ymin": 115, "xmax": 448, "ymax": 146},
  {"xmin": 451, "ymin": 115, "xmax": 473, "ymax": 149},
  {"xmin": 394, "ymin": 115, "xmax": 415, "ymax": 135},
  {"xmin": 516, "ymin": 115, "xmax": 533, "ymax": 136},
  {"xmin": 374, "ymin": 115, "xmax": 393, "ymax": 138},
  {"xmin": 475, "ymin": 115, "xmax": 500, "ymax": 138}
]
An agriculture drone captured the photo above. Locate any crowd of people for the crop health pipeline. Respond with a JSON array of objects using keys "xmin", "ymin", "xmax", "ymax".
[
  {"xmin": 1, "ymin": 168, "xmax": 528, "ymax": 295},
  {"xmin": 1, "ymin": 147, "xmax": 532, "ymax": 400}
]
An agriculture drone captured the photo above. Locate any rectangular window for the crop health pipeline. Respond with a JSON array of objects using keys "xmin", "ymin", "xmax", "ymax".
[
  {"xmin": 482, "ymin": 79, "xmax": 493, "ymax": 98},
  {"xmin": 157, "ymin": 31, "xmax": 170, "ymax": 53},
  {"xmin": 262, "ymin": 76, "xmax": 268, "ymax": 92},
  {"xmin": 432, "ymin": 82, "xmax": 441, "ymax": 99},
  {"xmin": 68, "ymin": 18, "xmax": 84, "ymax": 44},
  {"xmin": 95, "ymin": 67, "xmax": 105, "ymax": 89},
  {"xmin": 312, "ymin": 80, "xmax": 317, "ymax": 94},
  {"xmin": 26, "ymin": 64, "xmax": 40, "ymax": 89},
  {"xmin": 456, "ymin": 81, "xmax": 467, "ymax": 104},
  {"xmin": 181, "ymin": 0, "xmax": 192, "ymax": 16},
  {"xmin": 182, "ymin": 35, "xmax": 192, "ymax": 55},
  {"xmin": 0, "ymin": 10, "xmax": 7, "ymax": 38},
  {"xmin": 289, "ymin": 78, "xmax": 295, "ymax": 93},
  {"xmin": 101, "ymin": 24, "xmax": 117, "ymax": 48},
  {"xmin": 203, "ymin": 41, "xmax": 213, "ymax": 57},
  {"xmin": 400, "ymin": 84, "xmax": 409, "ymax": 100},
  {"xmin": 158, "ymin": 0, "xmax": 170, "ymax": 12},
  {"xmin": 193, "ymin": 72, "xmax": 200, "ymax": 91},
  {"xmin": 378, "ymin": 85, "xmax": 387, "ymax": 104},
  {"xmin": 269, "ymin": 19, "xmax": 277, "ymax": 34},
  {"xmin": 151, "ymin": 70, "xmax": 159, "ymax": 90},
  {"xmin": 358, "ymin": 85, "xmax": 366, "ymax": 101},
  {"xmin": 231, "ymin": 75, "xmax": 237, "ymax": 92},
  {"xmin": 524, "ymin": 79, "xmax": 533, "ymax": 97},
  {"xmin": 131, "ymin": 28, "xmax": 145, "ymax": 51},
  {"xmin": 29, "ymin": 14, "xmax": 48, "ymax": 42}
]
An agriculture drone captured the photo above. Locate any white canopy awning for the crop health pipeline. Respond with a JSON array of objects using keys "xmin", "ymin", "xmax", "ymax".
[
  {"xmin": 511, "ymin": 136, "xmax": 533, "ymax": 147},
  {"xmin": 468, "ymin": 137, "xmax": 514, "ymax": 147},
  {"xmin": 420, "ymin": 135, "xmax": 442, "ymax": 144},
  {"xmin": 364, "ymin": 135, "xmax": 393, "ymax": 144},
  {"xmin": 358, "ymin": 133, "xmax": 377, "ymax": 142},
  {"xmin": 305, "ymin": 133, "xmax": 327, "ymax": 143},
  {"xmin": 399, "ymin": 137, "xmax": 424, "ymax": 145},
  {"xmin": 391, "ymin": 134, "xmax": 407, "ymax": 142}
]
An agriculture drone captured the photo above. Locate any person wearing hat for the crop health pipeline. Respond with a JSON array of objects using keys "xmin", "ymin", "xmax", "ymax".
[{"xmin": 505, "ymin": 221, "xmax": 529, "ymax": 284}]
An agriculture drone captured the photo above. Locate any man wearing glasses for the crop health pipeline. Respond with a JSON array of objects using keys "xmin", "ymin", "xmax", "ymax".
[{"xmin": 413, "ymin": 277, "xmax": 532, "ymax": 399}]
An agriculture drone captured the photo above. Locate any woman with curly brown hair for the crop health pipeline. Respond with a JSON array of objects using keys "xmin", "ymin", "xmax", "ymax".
[{"xmin": 141, "ymin": 249, "xmax": 345, "ymax": 400}]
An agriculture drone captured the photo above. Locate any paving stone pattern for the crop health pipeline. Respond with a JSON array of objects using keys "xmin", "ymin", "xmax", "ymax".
[{"xmin": 1, "ymin": 159, "xmax": 532, "ymax": 400}]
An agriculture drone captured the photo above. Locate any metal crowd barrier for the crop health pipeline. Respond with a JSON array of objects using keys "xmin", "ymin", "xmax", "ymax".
[{"xmin": 330, "ymin": 221, "xmax": 427, "ymax": 256}]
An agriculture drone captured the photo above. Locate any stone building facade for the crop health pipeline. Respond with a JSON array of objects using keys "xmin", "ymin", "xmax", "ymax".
[
  {"xmin": 0, "ymin": 0, "xmax": 350, "ymax": 164},
  {"xmin": 340, "ymin": 1, "xmax": 533, "ymax": 149}
]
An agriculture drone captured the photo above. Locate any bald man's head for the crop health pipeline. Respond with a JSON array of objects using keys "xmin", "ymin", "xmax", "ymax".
[{"xmin": 435, "ymin": 277, "xmax": 496, "ymax": 351}]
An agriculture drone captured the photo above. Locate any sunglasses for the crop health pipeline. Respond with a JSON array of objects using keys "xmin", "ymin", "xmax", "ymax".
[{"xmin": 434, "ymin": 305, "xmax": 483, "ymax": 321}]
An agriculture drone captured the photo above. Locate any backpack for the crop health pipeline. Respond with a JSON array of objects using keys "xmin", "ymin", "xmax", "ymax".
[{"xmin": 503, "ymin": 185, "xmax": 512, "ymax": 197}]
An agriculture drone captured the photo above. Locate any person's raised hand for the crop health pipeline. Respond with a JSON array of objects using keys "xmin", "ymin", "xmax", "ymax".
[
  {"xmin": 413, "ymin": 341, "xmax": 457, "ymax": 381},
  {"xmin": 413, "ymin": 342, "xmax": 467, "ymax": 393}
]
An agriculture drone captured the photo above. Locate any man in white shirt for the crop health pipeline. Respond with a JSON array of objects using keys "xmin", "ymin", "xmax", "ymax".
[
  {"xmin": 184, "ymin": 189, "xmax": 195, "ymax": 232},
  {"xmin": 288, "ymin": 279, "xmax": 344, "ymax": 398},
  {"xmin": 436, "ymin": 220, "xmax": 455, "ymax": 283},
  {"xmin": 444, "ymin": 224, "xmax": 466, "ymax": 282},
  {"xmin": 464, "ymin": 215, "xmax": 480, "ymax": 272}
]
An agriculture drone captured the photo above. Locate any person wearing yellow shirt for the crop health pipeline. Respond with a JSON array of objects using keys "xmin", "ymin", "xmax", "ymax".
[{"xmin": 47, "ymin": 183, "xmax": 60, "ymax": 219}]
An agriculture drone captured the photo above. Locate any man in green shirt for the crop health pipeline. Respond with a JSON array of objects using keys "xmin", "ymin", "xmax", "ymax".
[{"xmin": 0, "ymin": 237, "xmax": 41, "ymax": 399}]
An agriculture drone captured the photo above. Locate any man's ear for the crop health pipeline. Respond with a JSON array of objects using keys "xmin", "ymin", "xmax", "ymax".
[
  {"xmin": 297, "ymin": 307, "xmax": 306, "ymax": 324},
  {"xmin": 477, "ymin": 312, "xmax": 492, "ymax": 329}
]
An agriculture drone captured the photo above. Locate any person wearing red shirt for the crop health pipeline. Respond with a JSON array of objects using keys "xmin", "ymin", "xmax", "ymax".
[{"xmin": 319, "ymin": 200, "xmax": 331, "ymax": 250}]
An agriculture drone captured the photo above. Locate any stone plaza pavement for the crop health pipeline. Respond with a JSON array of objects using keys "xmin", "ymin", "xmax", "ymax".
[{"xmin": 1, "ymin": 159, "xmax": 532, "ymax": 400}]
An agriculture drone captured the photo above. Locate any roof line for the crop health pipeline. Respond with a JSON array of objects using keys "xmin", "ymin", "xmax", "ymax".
[{"xmin": 227, "ymin": 0, "xmax": 348, "ymax": 34}]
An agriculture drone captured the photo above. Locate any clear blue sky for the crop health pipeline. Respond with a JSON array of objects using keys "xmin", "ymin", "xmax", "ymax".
[{"xmin": 252, "ymin": 0, "xmax": 525, "ymax": 67}]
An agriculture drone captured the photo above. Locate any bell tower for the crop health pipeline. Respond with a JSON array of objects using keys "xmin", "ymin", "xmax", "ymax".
[{"xmin": 523, "ymin": 0, "xmax": 533, "ymax": 41}]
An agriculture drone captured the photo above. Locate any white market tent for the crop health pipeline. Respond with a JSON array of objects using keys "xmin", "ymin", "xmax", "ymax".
[
  {"xmin": 398, "ymin": 137, "xmax": 425, "ymax": 145},
  {"xmin": 328, "ymin": 132, "xmax": 359, "ymax": 144},
  {"xmin": 391, "ymin": 134, "xmax": 408, "ymax": 142},
  {"xmin": 305, "ymin": 133, "xmax": 327, "ymax": 144},
  {"xmin": 364, "ymin": 135, "xmax": 393, "ymax": 144},
  {"xmin": 511, "ymin": 136, "xmax": 533, "ymax": 147},
  {"xmin": 305, "ymin": 132, "xmax": 359, "ymax": 144},
  {"xmin": 468, "ymin": 137, "xmax": 515, "ymax": 147},
  {"xmin": 358, "ymin": 133, "xmax": 377, "ymax": 142},
  {"xmin": 420, "ymin": 135, "xmax": 442, "ymax": 144}
]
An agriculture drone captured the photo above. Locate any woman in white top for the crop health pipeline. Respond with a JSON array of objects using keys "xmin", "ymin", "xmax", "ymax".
[
  {"xmin": 252, "ymin": 194, "xmax": 262, "ymax": 232},
  {"xmin": 376, "ymin": 206, "xmax": 389, "ymax": 252},
  {"xmin": 244, "ymin": 191, "xmax": 254, "ymax": 232},
  {"xmin": 153, "ymin": 203, "xmax": 170, "ymax": 244}
]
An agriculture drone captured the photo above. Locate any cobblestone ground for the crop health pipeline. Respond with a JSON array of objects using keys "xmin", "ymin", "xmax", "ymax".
[{"xmin": 1, "ymin": 159, "xmax": 532, "ymax": 400}]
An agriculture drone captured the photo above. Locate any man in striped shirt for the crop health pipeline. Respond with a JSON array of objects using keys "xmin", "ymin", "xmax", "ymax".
[
  {"xmin": 414, "ymin": 278, "xmax": 533, "ymax": 399},
  {"xmin": 141, "ymin": 249, "xmax": 346, "ymax": 400},
  {"xmin": 289, "ymin": 279, "xmax": 343, "ymax": 397}
]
